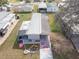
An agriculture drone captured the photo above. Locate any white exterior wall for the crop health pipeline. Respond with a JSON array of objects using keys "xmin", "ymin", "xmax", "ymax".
[
  {"xmin": 28, "ymin": 34, "xmax": 40, "ymax": 39},
  {"xmin": 23, "ymin": 34, "xmax": 40, "ymax": 44}
]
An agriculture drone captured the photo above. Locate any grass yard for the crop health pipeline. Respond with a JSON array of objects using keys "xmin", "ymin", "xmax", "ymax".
[
  {"xmin": 0, "ymin": 13, "xmax": 39, "ymax": 59},
  {"xmin": 33, "ymin": 4, "xmax": 38, "ymax": 12},
  {"xmin": 48, "ymin": 13, "xmax": 79, "ymax": 59},
  {"xmin": 48, "ymin": 13, "xmax": 61, "ymax": 32},
  {"xmin": 17, "ymin": 12, "xmax": 32, "ymax": 21},
  {"xmin": 51, "ymin": 33, "xmax": 79, "ymax": 59}
]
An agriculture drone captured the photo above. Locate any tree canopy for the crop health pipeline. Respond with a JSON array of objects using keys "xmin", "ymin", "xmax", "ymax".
[{"xmin": 0, "ymin": 0, "xmax": 7, "ymax": 6}]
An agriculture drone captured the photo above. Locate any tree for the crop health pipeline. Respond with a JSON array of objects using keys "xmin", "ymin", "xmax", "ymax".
[{"xmin": 0, "ymin": 0, "xmax": 7, "ymax": 6}]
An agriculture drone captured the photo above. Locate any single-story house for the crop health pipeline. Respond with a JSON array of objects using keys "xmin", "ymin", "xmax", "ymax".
[
  {"xmin": 0, "ymin": 11, "xmax": 16, "ymax": 36},
  {"xmin": 18, "ymin": 13, "xmax": 50, "ymax": 44}
]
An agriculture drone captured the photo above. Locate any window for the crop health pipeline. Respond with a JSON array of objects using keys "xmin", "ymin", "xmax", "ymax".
[
  {"xmin": 35, "ymin": 40, "xmax": 40, "ymax": 42},
  {"xmin": 19, "ymin": 36, "xmax": 22, "ymax": 39},
  {"xmin": 22, "ymin": 35, "xmax": 28, "ymax": 39},
  {"xmin": 29, "ymin": 39, "xmax": 32, "ymax": 42},
  {"xmin": 19, "ymin": 35, "xmax": 28, "ymax": 40},
  {"xmin": 40, "ymin": 35, "xmax": 47, "ymax": 39}
]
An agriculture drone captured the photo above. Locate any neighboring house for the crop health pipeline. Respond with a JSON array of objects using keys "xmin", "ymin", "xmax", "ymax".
[
  {"xmin": 47, "ymin": 2, "xmax": 59, "ymax": 12},
  {"xmin": 11, "ymin": 3, "xmax": 34, "ymax": 12},
  {"xmin": 18, "ymin": 13, "xmax": 50, "ymax": 44},
  {"xmin": 0, "ymin": 11, "xmax": 16, "ymax": 36},
  {"xmin": 24, "ymin": 0, "xmax": 46, "ymax": 2},
  {"xmin": 38, "ymin": 2, "xmax": 59, "ymax": 13},
  {"xmin": 38, "ymin": 2, "xmax": 47, "ymax": 12}
]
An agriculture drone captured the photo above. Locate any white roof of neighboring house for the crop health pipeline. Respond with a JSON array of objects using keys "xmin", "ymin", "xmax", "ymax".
[
  {"xmin": 0, "ymin": 11, "xmax": 9, "ymax": 20},
  {"xmin": 0, "ymin": 21, "xmax": 9, "ymax": 30},
  {"xmin": 2, "ymin": 14, "xmax": 15, "ymax": 22},
  {"xmin": 12, "ymin": 3, "xmax": 34, "ymax": 12},
  {"xmin": 38, "ymin": 2, "xmax": 47, "ymax": 9},
  {"xmin": 0, "ymin": 12, "xmax": 15, "ymax": 30},
  {"xmin": 40, "ymin": 48, "xmax": 53, "ymax": 59},
  {"xmin": 20, "ymin": 21, "xmax": 31, "ymax": 31}
]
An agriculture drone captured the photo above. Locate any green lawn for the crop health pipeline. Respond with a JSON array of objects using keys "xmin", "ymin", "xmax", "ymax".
[
  {"xmin": 18, "ymin": 12, "xmax": 32, "ymax": 21},
  {"xmin": 48, "ymin": 13, "xmax": 61, "ymax": 32},
  {"xmin": 33, "ymin": 4, "xmax": 38, "ymax": 12}
]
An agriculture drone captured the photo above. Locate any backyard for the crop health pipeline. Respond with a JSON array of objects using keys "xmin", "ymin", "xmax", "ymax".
[
  {"xmin": 51, "ymin": 32, "xmax": 79, "ymax": 59},
  {"xmin": 47, "ymin": 1, "xmax": 79, "ymax": 59}
]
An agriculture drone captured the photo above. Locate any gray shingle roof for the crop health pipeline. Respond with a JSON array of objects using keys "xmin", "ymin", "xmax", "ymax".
[
  {"xmin": 41, "ymin": 14, "xmax": 50, "ymax": 35},
  {"xmin": 19, "ymin": 13, "xmax": 50, "ymax": 35},
  {"xmin": 26, "ymin": 13, "xmax": 50, "ymax": 35}
]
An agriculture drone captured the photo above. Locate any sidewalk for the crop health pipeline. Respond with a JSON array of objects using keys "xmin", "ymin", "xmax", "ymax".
[{"xmin": 0, "ymin": 20, "xmax": 19, "ymax": 46}]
